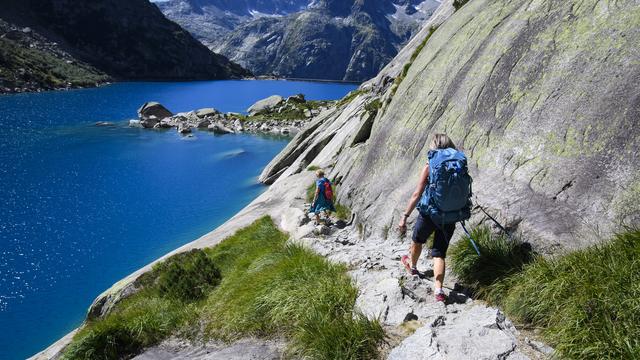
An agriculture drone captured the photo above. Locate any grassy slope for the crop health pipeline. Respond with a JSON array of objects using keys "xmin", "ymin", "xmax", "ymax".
[
  {"xmin": 0, "ymin": 38, "xmax": 108, "ymax": 91},
  {"xmin": 450, "ymin": 228, "xmax": 640, "ymax": 359},
  {"xmin": 62, "ymin": 217, "xmax": 383, "ymax": 360}
]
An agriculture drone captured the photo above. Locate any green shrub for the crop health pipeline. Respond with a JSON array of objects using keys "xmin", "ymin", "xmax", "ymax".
[
  {"xmin": 307, "ymin": 165, "xmax": 321, "ymax": 171},
  {"xmin": 153, "ymin": 250, "xmax": 221, "ymax": 302},
  {"xmin": 449, "ymin": 227, "xmax": 535, "ymax": 296}
]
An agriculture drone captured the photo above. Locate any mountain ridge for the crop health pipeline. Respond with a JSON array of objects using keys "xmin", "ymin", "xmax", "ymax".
[
  {"xmin": 158, "ymin": 0, "xmax": 441, "ymax": 81},
  {"xmin": 0, "ymin": 0, "xmax": 250, "ymax": 92}
]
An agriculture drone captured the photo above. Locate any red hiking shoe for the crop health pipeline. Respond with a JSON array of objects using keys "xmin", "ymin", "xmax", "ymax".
[
  {"xmin": 435, "ymin": 292, "xmax": 447, "ymax": 303},
  {"xmin": 401, "ymin": 255, "xmax": 419, "ymax": 276}
]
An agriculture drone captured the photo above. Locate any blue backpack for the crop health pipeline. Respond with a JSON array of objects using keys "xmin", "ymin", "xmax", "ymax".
[{"xmin": 417, "ymin": 148, "xmax": 472, "ymax": 225}]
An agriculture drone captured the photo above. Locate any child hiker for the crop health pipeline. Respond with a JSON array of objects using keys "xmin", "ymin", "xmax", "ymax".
[{"xmin": 309, "ymin": 170, "xmax": 336, "ymax": 224}]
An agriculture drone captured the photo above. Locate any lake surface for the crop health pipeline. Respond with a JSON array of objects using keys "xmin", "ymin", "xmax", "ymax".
[{"xmin": 0, "ymin": 80, "xmax": 357, "ymax": 360}]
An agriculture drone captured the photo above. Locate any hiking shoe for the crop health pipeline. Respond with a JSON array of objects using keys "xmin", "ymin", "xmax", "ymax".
[
  {"xmin": 435, "ymin": 292, "xmax": 446, "ymax": 303},
  {"xmin": 401, "ymin": 255, "xmax": 419, "ymax": 276}
]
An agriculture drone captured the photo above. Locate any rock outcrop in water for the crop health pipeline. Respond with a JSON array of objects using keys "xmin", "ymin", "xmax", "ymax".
[
  {"xmin": 0, "ymin": 0, "xmax": 249, "ymax": 92},
  {"xmin": 32, "ymin": 0, "xmax": 640, "ymax": 358},
  {"xmin": 158, "ymin": 0, "xmax": 441, "ymax": 81},
  {"xmin": 129, "ymin": 96, "xmax": 332, "ymax": 136}
]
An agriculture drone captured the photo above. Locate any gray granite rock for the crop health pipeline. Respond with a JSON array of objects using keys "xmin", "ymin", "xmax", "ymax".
[
  {"xmin": 133, "ymin": 338, "xmax": 286, "ymax": 360},
  {"xmin": 247, "ymin": 95, "xmax": 283, "ymax": 115}
]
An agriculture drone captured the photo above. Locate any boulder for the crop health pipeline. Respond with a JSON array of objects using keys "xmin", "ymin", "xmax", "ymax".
[
  {"xmin": 137, "ymin": 102, "xmax": 172, "ymax": 122},
  {"xmin": 196, "ymin": 118, "xmax": 211, "ymax": 129},
  {"xmin": 195, "ymin": 108, "xmax": 218, "ymax": 118},
  {"xmin": 389, "ymin": 306, "xmax": 519, "ymax": 360},
  {"xmin": 140, "ymin": 115, "xmax": 159, "ymax": 129},
  {"xmin": 286, "ymin": 94, "xmax": 306, "ymax": 104},
  {"xmin": 128, "ymin": 119, "xmax": 143, "ymax": 128},
  {"xmin": 247, "ymin": 95, "xmax": 283, "ymax": 115},
  {"xmin": 157, "ymin": 119, "xmax": 174, "ymax": 129},
  {"xmin": 177, "ymin": 123, "xmax": 192, "ymax": 134},
  {"xmin": 208, "ymin": 123, "xmax": 234, "ymax": 134},
  {"xmin": 314, "ymin": 225, "xmax": 331, "ymax": 236}
]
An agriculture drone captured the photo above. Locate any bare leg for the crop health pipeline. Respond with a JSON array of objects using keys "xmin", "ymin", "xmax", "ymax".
[
  {"xmin": 410, "ymin": 242, "xmax": 423, "ymax": 268},
  {"xmin": 433, "ymin": 257, "xmax": 446, "ymax": 290}
]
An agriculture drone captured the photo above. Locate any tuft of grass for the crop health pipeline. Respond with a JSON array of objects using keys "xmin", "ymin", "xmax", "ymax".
[
  {"xmin": 364, "ymin": 98, "xmax": 382, "ymax": 119},
  {"xmin": 62, "ymin": 249, "xmax": 220, "ymax": 359},
  {"xmin": 307, "ymin": 165, "xmax": 321, "ymax": 171},
  {"xmin": 202, "ymin": 217, "xmax": 385, "ymax": 359},
  {"xmin": 61, "ymin": 294, "xmax": 194, "ymax": 360},
  {"xmin": 451, "ymin": 228, "xmax": 640, "ymax": 359},
  {"xmin": 449, "ymin": 227, "xmax": 535, "ymax": 296},
  {"xmin": 382, "ymin": 225, "xmax": 390, "ymax": 240},
  {"xmin": 337, "ymin": 89, "xmax": 367, "ymax": 107},
  {"xmin": 306, "ymin": 182, "xmax": 317, "ymax": 203},
  {"xmin": 334, "ymin": 203, "xmax": 351, "ymax": 221}
]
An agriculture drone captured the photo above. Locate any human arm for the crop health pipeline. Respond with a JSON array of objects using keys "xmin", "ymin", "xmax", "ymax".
[
  {"xmin": 398, "ymin": 164, "xmax": 430, "ymax": 234},
  {"xmin": 312, "ymin": 184, "xmax": 320, "ymax": 205}
]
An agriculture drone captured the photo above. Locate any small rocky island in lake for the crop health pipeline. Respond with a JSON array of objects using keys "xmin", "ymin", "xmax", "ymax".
[{"xmin": 129, "ymin": 94, "xmax": 332, "ymax": 136}]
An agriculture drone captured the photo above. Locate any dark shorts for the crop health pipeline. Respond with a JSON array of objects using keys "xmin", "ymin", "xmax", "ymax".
[{"xmin": 412, "ymin": 213, "xmax": 456, "ymax": 258}]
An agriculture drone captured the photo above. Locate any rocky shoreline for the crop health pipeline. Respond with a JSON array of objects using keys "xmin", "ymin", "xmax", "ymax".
[{"xmin": 127, "ymin": 94, "xmax": 331, "ymax": 137}]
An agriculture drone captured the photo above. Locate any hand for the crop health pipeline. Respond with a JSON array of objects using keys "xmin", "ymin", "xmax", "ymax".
[{"xmin": 398, "ymin": 217, "xmax": 407, "ymax": 235}]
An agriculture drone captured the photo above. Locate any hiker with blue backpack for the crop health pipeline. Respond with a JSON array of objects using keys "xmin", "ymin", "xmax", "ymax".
[
  {"xmin": 310, "ymin": 170, "xmax": 336, "ymax": 224},
  {"xmin": 398, "ymin": 134, "xmax": 474, "ymax": 302}
]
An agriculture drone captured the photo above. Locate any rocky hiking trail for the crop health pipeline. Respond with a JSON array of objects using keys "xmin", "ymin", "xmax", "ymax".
[{"xmin": 280, "ymin": 192, "xmax": 553, "ymax": 359}]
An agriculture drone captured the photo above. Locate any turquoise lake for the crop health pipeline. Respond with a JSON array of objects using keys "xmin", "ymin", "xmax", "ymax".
[{"xmin": 0, "ymin": 80, "xmax": 357, "ymax": 360}]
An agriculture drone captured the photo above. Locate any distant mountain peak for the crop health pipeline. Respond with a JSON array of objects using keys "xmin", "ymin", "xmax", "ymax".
[{"xmin": 159, "ymin": 0, "xmax": 442, "ymax": 81}]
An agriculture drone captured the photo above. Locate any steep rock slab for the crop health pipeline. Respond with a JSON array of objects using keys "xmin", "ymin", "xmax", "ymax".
[{"xmin": 327, "ymin": 0, "xmax": 640, "ymax": 251}]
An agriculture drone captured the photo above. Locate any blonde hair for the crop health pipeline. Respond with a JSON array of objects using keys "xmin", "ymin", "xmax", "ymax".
[
  {"xmin": 429, "ymin": 133, "xmax": 456, "ymax": 150},
  {"xmin": 316, "ymin": 170, "xmax": 325, "ymax": 178}
]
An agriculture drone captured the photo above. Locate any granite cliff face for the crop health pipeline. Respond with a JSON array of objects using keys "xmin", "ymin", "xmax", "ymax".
[
  {"xmin": 261, "ymin": 0, "xmax": 640, "ymax": 251},
  {"xmin": 158, "ymin": 0, "xmax": 440, "ymax": 81},
  {"xmin": 156, "ymin": 0, "xmax": 309, "ymax": 47},
  {"xmin": 0, "ymin": 0, "xmax": 249, "ymax": 83}
]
